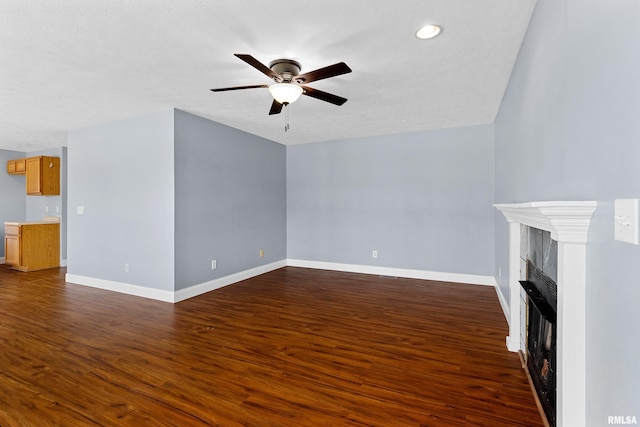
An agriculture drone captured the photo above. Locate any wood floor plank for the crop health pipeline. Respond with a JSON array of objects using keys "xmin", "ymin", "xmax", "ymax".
[{"xmin": 0, "ymin": 265, "xmax": 544, "ymax": 426}]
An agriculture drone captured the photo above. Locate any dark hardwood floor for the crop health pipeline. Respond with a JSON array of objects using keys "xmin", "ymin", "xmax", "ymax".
[{"xmin": 0, "ymin": 265, "xmax": 543, "ymax": 426}]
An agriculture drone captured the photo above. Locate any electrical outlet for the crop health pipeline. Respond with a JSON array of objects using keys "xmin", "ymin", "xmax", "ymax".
[
  {"xmin": 124, "ymin": 263, "xmax": 129, "ymax": 273},
  {"xmin": 211, "ymin": 259, "xmax": 217, "ymax": 270},
  {"xmin": 498, "ymin": 267, "xmax": 502, "ymax": 278},
  {"xmin": 372, "ymin": 250, "xmax": 378, "ymax": 258},
  {"xmin": 259, "ymin": 249, "xmax": 264, "ymax": 258}
]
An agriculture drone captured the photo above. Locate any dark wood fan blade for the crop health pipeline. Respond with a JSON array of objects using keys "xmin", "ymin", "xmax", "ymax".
[
  {"xmin": 210, "ymin": 84, "xmax": 268, "ymax": 92},
  {"xmin": 301, "ymin": 86, "xmax": 348, "ymax": 106},
  {"xmin": 269, "ymin": 100, "xmax": 283, "ymax": 115},
  {"xmin": 234, "ymin": 54, "xmax": 277, "ymax": 79},
  {"xmin": 296, "ymin": 62, "xmax": 351, "ymax": 84}
]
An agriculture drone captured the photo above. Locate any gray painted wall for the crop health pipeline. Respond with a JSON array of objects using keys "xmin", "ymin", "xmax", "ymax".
[
  {"xmin": 174, "ymin": 110, "xmax": 286, "ymax": 290},
  {"xmin": 67, "ymin": 110, "xmax": 175, "ymax": 291},
  {"xmin": 287, "ymin": 125, "xmax": 495, "ymax": 276},
  {"xmin": 0, "ymin": 149, "xmax": 26, "ymax": 258},
  {"xmin": 494, "ymin": 0, "xmax": 640, "ymax": 421}
]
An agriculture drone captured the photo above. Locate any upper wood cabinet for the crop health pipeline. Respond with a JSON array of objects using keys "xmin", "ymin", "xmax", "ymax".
[
  {"xmin": 6, "ymin": 156, "xmax": 60, "ymax": 195},
  {"xmin": 7, "ymin": 158, "xmax": 26, "ymax": 175},
  {"xmin": 26, "ymin": 156, "xmax": 60, "ymax": 196}
]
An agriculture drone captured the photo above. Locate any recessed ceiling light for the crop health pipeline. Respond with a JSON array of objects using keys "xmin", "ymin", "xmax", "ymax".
[{"xmin": 416, "ymin": 24, "xmax": 441, "ymax": 40}]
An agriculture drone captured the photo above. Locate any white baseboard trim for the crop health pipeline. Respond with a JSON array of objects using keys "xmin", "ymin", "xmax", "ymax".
[
  {"xmin": 494, "ymin": 282, "xmax": 511, "ymax": 324},
  {"xmin": 65, "ymin": 260, "xmax": 287, "ymax": 304},
  {"xmin": 286, "ymin": 259, "xmax": 497, "ymax": 286},
  {"xmin": 65, "ymin": 273, "xmax": 175, "ymax": 303},
  {"xmin": 174, "ymin": 260, "xmax": 287, "ymax": 303},
  {"xmin": 63, "ymin": 259, "xmax": 503, "ymax": 310}
]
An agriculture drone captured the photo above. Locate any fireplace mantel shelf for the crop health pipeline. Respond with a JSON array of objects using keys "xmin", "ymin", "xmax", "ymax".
[{"xmin": 494, "ymin": 201, "xmax": 597, "ymax": 243}]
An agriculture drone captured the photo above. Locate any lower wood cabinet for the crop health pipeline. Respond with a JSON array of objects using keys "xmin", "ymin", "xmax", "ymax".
[
  {"xmin": 4, "ymin": 230, "xmax": 20, "ymax": 265},
  {"xmin": 4, "ymin": 222, "xmax": 60, "ymax": 272}
]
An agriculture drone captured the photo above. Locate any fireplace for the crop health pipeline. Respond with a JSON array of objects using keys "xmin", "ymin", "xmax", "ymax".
[
  {"xmin": 522, "ymin": 257, "xmax": 557, "ymax": 426},
  {"xmin": 494, "ymin": 201, "xmax": 596, "ymax": 427}
]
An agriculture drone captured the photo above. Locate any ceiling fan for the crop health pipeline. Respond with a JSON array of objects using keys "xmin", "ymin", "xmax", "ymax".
[{"xmin": 210, "ymin": 54, "xmax": 352, "ymax": 116}]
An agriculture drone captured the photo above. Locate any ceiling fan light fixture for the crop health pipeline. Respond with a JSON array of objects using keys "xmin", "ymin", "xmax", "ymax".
[
  {"xmin": 416, "ymin": 24, "xmax": 441, "ymax": 39},
  {"xmin": 268, "ymin": 83, "xmax": 303, "ymax": 105}
]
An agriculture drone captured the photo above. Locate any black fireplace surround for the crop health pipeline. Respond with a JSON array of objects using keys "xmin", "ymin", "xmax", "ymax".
[{"xmin": 521, "ymin": 260, "xmax": 557, "ymax": 427}]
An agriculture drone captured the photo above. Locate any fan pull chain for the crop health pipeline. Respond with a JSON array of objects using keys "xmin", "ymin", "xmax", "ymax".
[{"xmin": 284, "ymin": 103, "xmax": 290, "ymax": 132}]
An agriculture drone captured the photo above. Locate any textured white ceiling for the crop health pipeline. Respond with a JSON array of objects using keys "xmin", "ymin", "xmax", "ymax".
[{"xmin": 0, "ymin": 0, "xmax": 536, "ymax": 151}]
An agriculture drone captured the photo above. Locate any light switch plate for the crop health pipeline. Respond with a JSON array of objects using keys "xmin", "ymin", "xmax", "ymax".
[{"xmin": 614, "ymin": 199, "xmax": 639, "ymax": 245}]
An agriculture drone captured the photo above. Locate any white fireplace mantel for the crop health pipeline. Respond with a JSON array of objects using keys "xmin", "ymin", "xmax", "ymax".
[
  {"xmin": 494, "ymin": 201, "xmax": 597, "ymax": 427},
  {"xmin": 495, "ymin": 201, "xmax": 597, "ymax": 243}
]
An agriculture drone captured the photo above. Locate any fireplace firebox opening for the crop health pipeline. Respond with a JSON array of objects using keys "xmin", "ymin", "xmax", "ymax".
[{"xmin": 521, "ymin": 240, "xmax": 558, "ymax": 427}]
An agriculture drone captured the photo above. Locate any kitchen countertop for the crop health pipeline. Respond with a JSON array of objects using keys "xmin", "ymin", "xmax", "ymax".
[{"xmin": 5, "ymin": 219, "xmax": 60, "ymax": 226}]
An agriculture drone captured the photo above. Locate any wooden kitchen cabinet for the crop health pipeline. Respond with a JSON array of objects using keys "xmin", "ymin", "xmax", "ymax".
[
  {"xmin": 25, "ymin": 156, "xmax": 60, "ymax": 195},
  {"xmin": 6, "ymin": 158, "xmax": 26, "ymax": 175},
  {"xmin": 5, "ymin": 156, "xmax": 60, "ymax": 195},
  {"xmin": 4, "ymin": 222, "xmax": 60, "ymax": 272},
  {"xmin": 4, "ymin": 228, "xmax": 20, "ymax": 265}
]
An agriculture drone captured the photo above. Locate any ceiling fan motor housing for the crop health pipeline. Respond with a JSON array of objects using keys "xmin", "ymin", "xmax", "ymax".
[{"xmin": 269, "ymin": 59, "xmax": 301, "ymax": 82}]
